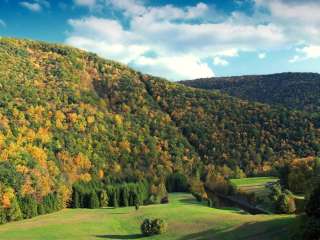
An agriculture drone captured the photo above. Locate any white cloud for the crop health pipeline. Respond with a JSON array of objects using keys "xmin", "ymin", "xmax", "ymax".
[
  {"xmin": 258, "ymin": 52, "xmax": 266, "ymax": 59},
  {"xmin": 254, "ymin": 0, "xmax": 320, "ymax": 45},
  {"xmin": 133, "ymin": 55, "xmax": 214, "ymax": 80},
  {"xmin": 290, "ymin": 45, "xmax": 320, "ymax": 63},
  {"xmin": 66, "ymin": 16, "xmax": 214, "ymax": 80},
  {"xmin": 66, "ymin": 0, "xmax": 320, "ymax": 80},
  {"xmin": 0, "ymin": 20, "xmax": 6, "ymax": 28},
  {"xmin": 213, "ymin": 57, "xmax": 229, "ymax": 66},
  {"xmin": 20, "ymin": 1, "xmax": 42, "ymax": 11}
]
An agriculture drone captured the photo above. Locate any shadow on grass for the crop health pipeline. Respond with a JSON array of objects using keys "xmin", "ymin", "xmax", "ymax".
[
  {"xmin": 95, "ymin": 234, "xmax": 146, "ymax": 239},
  {"xmin": 178, "ymin": 217, "xmax": 297, "ymax": 240}
]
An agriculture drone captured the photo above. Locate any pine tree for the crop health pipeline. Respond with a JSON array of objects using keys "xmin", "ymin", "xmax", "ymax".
[{"xmin": 89, "ymin": 191, "xmax": 100, "ymax": 209}]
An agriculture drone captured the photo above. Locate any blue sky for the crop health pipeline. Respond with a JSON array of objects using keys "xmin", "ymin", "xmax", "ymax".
[{"xmin": 1, "ymin": 0, "xmax": 320, "ymax": 80}]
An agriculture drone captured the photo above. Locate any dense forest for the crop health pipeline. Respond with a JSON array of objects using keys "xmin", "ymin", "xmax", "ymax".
[
  {"xmin": 180, "ymin": 73, "xmax": 320, "ymax": 112},
  {"xmin": 146, "ymin": 77, "xmax": 320, "ymax": 174},
  {"xmin": 0, "ymin": 38, "xmax": 199, "ymax": 223},
  {"xmin": 0, "ymin": 38, "xmax": 320, "ymax": 224}
]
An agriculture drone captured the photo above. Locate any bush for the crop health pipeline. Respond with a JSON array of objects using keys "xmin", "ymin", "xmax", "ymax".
[
  {"xmin": 141, "ymin": 219, "xmax": 153, "ymax": 236},
  {"xmin": 151, "ymin": 218, "xmax": 167, "ymax": 235},
  {"xmin": 276, "ymin": 193, "xmax": 296, "ymax": 214},
  {"xmin": 141, "ymin": 218, "xmax": 167, "ymax": 236},
  {"xmin": 161, "ymin": 196, "xmax": 169, "ymax": 204}
]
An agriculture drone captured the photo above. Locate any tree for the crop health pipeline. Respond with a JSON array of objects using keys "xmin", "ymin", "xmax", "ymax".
[
  {"xmin": 88, "ymin": 191, "xmax": 100, "ymax": 209},
  {"xmin": 71, "ymin": 189, "xmax": 80, "ymax": 208},
  {"xmin": 19, "ymin": 196, "xmax": 38, "ymax": 219},
  {"xmin": 141, "ymin": 218, "xmax": 167, "ymax": 236},
  {"xmin": 100, "ymin": 190, "xmax": 109, "ymax": 208},
  {"xmin": 275, "ymin": 193, "xmax": 296, "ymax": 214},
  {"xmin": 306, "ymin": 184, "xmax": 320, "ymax": 218}
]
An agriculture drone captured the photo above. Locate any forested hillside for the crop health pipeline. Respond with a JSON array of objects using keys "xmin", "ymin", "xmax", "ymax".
[
  {"xmin": 145, "ymin": 77, "xmax": 320, "ymax": 174},
  {"xmin": 180, "ymin": 73, "xmax": 320, "ymax": 112},
  {"xmin": 1, "ymin": 38, "xmax": 320, "ymax": 224},
  {"xmin": 0, "ymin": 38, "xmax": 199, "ymax": 222}
]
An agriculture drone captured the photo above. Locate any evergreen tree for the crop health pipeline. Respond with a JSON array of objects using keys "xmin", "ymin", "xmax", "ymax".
[{"xmin": 89, "ymin": 191, "xmax": 100, "ymax": 209}]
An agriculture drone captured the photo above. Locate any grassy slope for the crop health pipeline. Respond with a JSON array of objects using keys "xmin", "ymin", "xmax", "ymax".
[
  {"xmin": 230, "ymin": 177, "xmax": 279, "ymax": 187},
  {"xmin": 0, "ymin": 193, "xmax": 296, "ymax": 240},
  {"xmin": 230, "ymin": 177, "xmax": 279, "ymax": 199}
]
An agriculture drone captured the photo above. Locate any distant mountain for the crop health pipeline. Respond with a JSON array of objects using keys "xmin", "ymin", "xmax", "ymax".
[
  {"xmin": 0, "ymin": 38, "xmax": 319, "ymax": 223},
  {"xmin": 180, "ymin": 73, "xmax": 320, "ymax": 112}
]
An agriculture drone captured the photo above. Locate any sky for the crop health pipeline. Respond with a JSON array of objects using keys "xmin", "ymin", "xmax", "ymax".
[{"xmin": 0, "ymin": 0, "xmax": 320, "ymax": 81}]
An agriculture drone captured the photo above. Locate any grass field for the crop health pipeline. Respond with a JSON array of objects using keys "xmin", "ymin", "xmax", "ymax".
[
  {"xmin": 230, "ymin": 177, "xmax": 279, "ymax": 187},
  {"xmin": 230, "ymin": 177, "xmax": 279, "ymax": 198},
  {"xmin": 0, "ymin": 193, "xmax": 296, "ymax": 240}
]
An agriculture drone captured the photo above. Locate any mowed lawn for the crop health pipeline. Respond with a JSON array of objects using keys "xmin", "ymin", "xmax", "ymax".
[
  {"xmin": 230, "ymin": 177, "xmax": 279, "ymax": 197},
  {"xmin": 0, "ymin": 193, "xmax": 296, "ymax": 240}
]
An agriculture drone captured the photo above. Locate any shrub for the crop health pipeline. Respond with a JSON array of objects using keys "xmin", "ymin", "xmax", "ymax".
[
  {"xmin": 141, "ymin": 219, "xmax": 153, "ymax": 236},
  {"xmin": 161, "ymin": 196, "xmax": 169, "ymax": 204},
  {"xmin": 151, "ymin": 218, "xmax": 167, "ymax": 235},
  {"xmin": 141, "ymin": 218, "xmax": 167, "ymax": 236},
  {"xmin": 276, "ymin": 193, "xmax": 296, "ymax": 214}
]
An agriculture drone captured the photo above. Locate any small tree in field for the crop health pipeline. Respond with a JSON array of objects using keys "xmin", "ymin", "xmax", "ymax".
[
  {"xmin": 141, "ymin": 218, "xmax": 167, "ymax": 236},
  {"xmin": 141, "ymin": 219, "xmax": 153, "ymax": 236}
]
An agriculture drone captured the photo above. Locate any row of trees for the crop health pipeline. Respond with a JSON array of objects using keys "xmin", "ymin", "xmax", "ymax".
[
  {"xmin": 70, "ymin": 181, "xmax": 150, "ymax": 209},
  {"xmin": 0, "ymin": 188, "xmax": 61, "ymax": 224},
  {"xmin": 277, "ymin": 157, "xmax": 320, "ymax": 195}
]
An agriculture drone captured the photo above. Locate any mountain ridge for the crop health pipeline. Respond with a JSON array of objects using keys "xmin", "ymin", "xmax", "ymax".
[{"xmin": 180, "ymin": 72, "xmax": 320, "ymax": 112}]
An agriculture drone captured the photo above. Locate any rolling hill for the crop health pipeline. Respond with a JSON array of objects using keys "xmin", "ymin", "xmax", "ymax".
[
  {"xmin": 180, "ymin": 73, "xmax": 320, "ymax": 112},
  {"xmin": 0, "ymin": 193, "xmax": 296, "ymax": 240},
  {"xmin": 0, "ymin": 38, "xmax": 319, "ymax": 223}
]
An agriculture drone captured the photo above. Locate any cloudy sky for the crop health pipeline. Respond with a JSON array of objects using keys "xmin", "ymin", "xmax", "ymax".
[{"xmin": 1, "ymin": 0, "xmax": 320, "ymax": 80}]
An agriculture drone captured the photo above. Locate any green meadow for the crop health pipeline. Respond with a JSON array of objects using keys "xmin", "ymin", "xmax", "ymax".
[{"xmin": 0, "ymin": 193, "xmax": 296, "ymax": 240}]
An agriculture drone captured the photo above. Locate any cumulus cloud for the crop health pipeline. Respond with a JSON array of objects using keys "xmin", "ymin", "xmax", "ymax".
[
  {"xmin": 255, "ymin": 0, "xmax": 320, "ymax": 45},
  {"xmin": 290, "ymin": 45, "xmax": 320, "ymax": 63},
  {"xmin": 65, "ymin": 0, "xmax": 320, "ymax": 80}
]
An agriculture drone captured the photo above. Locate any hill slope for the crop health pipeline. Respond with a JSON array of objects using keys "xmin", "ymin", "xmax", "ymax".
[
  {"xmin": 0, "ymin": 38, "xmax": 199, "ymax": 220},
  {"xmin": 145, "ymin": 77, "xmax": 320, "ymax": 173},
  {"xmin": 180, "ymin": 73, "xmax": 320, "ymax": 112},
  {"xmin": 0, "ymin": 38, "xmax": 320, "ymax": 223},
  {"xmin": 0, "ymin": 193, "xmax": 296, "ymax": 240}
]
